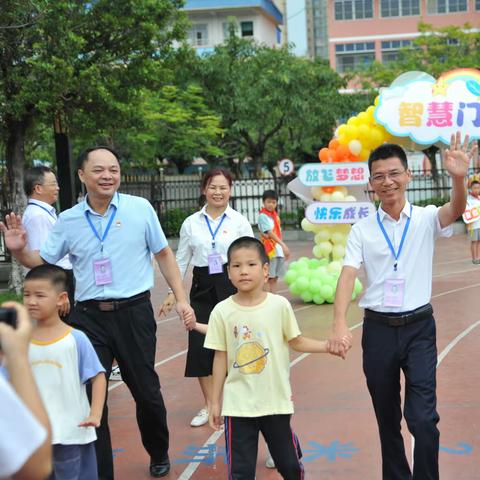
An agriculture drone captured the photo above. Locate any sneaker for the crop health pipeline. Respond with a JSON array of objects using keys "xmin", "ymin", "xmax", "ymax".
[
  {"xmin": 109, "ymin": 366, "xmax": 122, "ymax": 381},
  {"xmin": 265, "ymin": 456, "xmax": 275, "ymax": 469},
  {"xmin": 190, "ymin": 408, "xmax": 209, "ymax": 427}
]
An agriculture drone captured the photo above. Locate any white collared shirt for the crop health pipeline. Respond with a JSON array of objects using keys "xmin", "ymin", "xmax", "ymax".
[
  {"xmin": 343, "ymin": 200, "xmax": 453, "ymax": 312},
  {"xmin": 176, "ymin": 205, "xmax": 254, "ymax": 278},
  {"xmin": 23, "ymin": 199, "xmax": 72, "ymax": 270}
]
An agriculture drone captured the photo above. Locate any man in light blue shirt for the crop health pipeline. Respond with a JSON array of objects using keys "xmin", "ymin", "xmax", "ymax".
[{"xmin": 0, "ymin": 147, "xmax": 194, "ymax": 479}]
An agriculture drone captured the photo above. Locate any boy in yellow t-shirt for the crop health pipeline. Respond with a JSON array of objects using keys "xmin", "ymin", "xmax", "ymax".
[{"xmin": 192, "ymin": 236, "xmax": 347, "ymax": 479}]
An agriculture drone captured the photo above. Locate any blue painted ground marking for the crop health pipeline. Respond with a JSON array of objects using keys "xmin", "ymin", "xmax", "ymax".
[
  {"xmin": 302, "ymin": 440, "xmax": 359, "ymax": 463},
  {"xmin": 112, "ymin": 448, "xmax": 125, "ymax": 459},
  {"xmin": 440, "ymin": 443, "xmax": 473, "ymax": 455}
]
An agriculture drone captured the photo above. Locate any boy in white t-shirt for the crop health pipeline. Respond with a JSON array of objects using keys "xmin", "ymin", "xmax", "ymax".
[
  {"xmin": 195, "ymin": 236, "xmax": 347, "ymax": 479},
  {"xmin": 24, "ymin": 264, "xmax": 106, "ymax": 480}
]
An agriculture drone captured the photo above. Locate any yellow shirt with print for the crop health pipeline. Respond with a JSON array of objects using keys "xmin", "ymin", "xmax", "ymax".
[{"xmin": 204, "ymin": 293, "xmax": 301, "ymax": 417}]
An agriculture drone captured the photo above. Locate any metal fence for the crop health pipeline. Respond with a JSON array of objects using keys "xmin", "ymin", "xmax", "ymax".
[{"xmin": 0, "ymin": 168, "xmax": 477, "ymax": 263}]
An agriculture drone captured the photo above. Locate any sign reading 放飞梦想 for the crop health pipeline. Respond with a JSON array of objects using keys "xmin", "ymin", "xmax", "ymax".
[
  {"xmin": 375, "ymin": 69, "xmax": 480, "ymax": 146},
  {"xmin": 298, "ymin": 163, "xmax": 370, "ymax": 187}
]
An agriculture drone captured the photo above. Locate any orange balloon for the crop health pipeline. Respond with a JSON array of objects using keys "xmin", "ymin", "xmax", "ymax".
[
  {"xmin": 337, "ymin": 144, "xmax": 350, "ymax": 160},
  {"xmin": 328, "ymin": 149, "xmax": 337, "ymax": 162},
  {"xmin": 319, "ymin": 147, "xmax": 329, "ymax": 162},
  {"xmin": 328, "ymin": 139, "xmax": 339, "ymax": 150},
  {"xmin": 322, "ymin": 186, "xmax": 335, "ymax": 194}
]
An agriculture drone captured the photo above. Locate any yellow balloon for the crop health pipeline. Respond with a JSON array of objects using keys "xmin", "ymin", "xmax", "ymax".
[
  {"xmin": 311, "ymin": 186, "xmax": 323, "ymax": 200},
  {"xmin": 345, "ymin": 195, "xmax": 357, "ymax": 201},
  {"xmin": 347, "ymin": 116, "xmax": 360, "ymax": 127},
  {"xmin": 338, "ymin": 134, "xmax": 349, "ymax": 145},
  {"xmin": 348, "ymin": 139, "xmax": 362, "ymax": 156},
  {"xmin": 360, "ymin": 148, "xmax": 370, "ymax": 161},
  {"xmin": 315, "ymin": 230, "xmax": 330, "ymax": 244},
  {"xmin": 332, "ymin": 244, "xmax": 346, "ymax": 260},
  {"xmin": 345, "ymin": 125, "xmax": 359, "ymax": 141},
  {"xmin": 337, "ymin": 124, "xmax": 347, "ymax": 136},
  {"xmin": 357, "ymin": 111, "xmax": 369, "ymax": 124},
  {"xmin": 312, "ymin": 245, "xmax": 323, "ymax": 259},
  {"xmin": 320, "ymin": 193, "xmax": 331, "ymax": 202},
  {"xmin": 357, "ymin": 124, "xmax": 370, "ymax": 142},
  {"xmin": 301, "ymin": 218, "xmax": 315, "ymax": 232},
  {"xmin": 366, "ymin": 105, "xmax": 376, "ymax": 123},
  {"xmin": 319, "ymin": 241, "xmax": 333, "ymax": 257},
  {"xmin": 374, "ymin": 96, "xmax": 380, "ymax": 106},
  {"xmin": 370, "ymin": 127, "xmax": 384, "ymax": 148},
  {"xmin": 334, "ymin": 186, "xmax": 348, "ymax": 196},
  {"xmin": 330, "ymin": 191, "xmax": 345, "ymax": 201},
  {"xmin": 330, "ymin": 232, "xmax": 345, "ymax": 244}
]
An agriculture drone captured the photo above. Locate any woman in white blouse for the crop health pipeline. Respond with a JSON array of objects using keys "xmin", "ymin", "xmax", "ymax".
[{"xmin": 160, "ymin": 168, "xmax": 253, "ymax": 427}]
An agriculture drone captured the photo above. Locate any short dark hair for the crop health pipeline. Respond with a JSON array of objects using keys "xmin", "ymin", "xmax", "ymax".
[
  {"xmin": 76, "ymin": 146, "xmax": 121, "ymax": 171},
  {"xmin": 227, "ymin": 236, "xmax": 269, "ymax": 265},
  {"xmin": 262, "ymin": 190, "xmax": 278, "ymax": 201},
  {"xmin": 25, "ymin": 264, "xmax": 68, "ymax": 293},
  {"xmin": 368, "ymin": 143, "xmax": 408, "ymax": 172},
  {"xmin": 24, "ymin": 166, "xmax": 54, "ymax": 196},
  {"xmin": 201, "ymin": 168, "xmax": 233, "ymax": 191},
  {"xmin": 470, "ymin": 180, "xmax": 480, "ymax": 187}
]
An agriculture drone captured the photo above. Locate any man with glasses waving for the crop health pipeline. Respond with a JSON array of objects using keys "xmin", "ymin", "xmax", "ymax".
[{"xmin": 331, "ymin": 132, "xmax": 477, "ymax": 480}]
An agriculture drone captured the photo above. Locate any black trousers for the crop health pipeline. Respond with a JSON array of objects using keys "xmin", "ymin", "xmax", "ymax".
[
  {"xmin": 224, "ymin": 415, "xmax": 304, "ymax": 480},
  {"xmin": 362, "ymin": 315, "xmax": 439, "ymax": 480},
  {"xmin": 71, "ymin": 298, "xmax": 169, "ymax": 480}
]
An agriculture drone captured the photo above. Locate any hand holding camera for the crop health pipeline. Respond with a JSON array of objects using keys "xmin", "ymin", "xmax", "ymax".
[{"xmin": 0, "ymin": 302, "xmax": 32, "ymax": 359}]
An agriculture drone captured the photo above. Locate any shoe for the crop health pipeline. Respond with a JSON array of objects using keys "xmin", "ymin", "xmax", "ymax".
[
  {"xmin": 150, "ymin": 458, "xmax": 170, "ymax": 477},
  {"xmin": 265, "ymin": 455, "xmax": 275, "ymax": 469},
  {"xmin": 190, "ymin": 408, "xmax": 208, "ymax": 427},
  {"xmin": 109, "ymin": 366, "xmax": 122, "ymax": 381}
]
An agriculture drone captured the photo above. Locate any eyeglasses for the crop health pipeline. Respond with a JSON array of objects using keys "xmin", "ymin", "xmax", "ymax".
[
  {"xmin": 36, "ymin": 181, "xmax": 58, "ymax": 187},
  {"xmin": 370, "ymin": 170, "xmax": 406, "ymax": 183}
]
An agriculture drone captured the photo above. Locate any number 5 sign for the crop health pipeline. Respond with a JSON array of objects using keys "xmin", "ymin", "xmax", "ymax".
[{"xmin": 278, "ymin": 158, "xmax": 294, "ymax": 176}]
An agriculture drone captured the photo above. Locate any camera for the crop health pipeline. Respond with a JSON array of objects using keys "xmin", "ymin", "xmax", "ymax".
[{"xmin": 0, "ymin": 308, "xmax": 17, "ymax": 328}]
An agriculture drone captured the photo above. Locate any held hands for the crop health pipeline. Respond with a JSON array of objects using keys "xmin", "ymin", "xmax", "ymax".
[
  {"xmin": 328, "ymin": 324, "xmax": 353, "ymax": 359},
  {"xmin": 58, "ymin": 298, "xmax": 71, "ymax": 317},
  {"xmin": 444, "ymin": 132, "xmax": 477, "ymax": 179},
  {"xmin": 0, "ymin": 213, "xmax": 27, "ymax": 252},
  {"xmin": 176, "ymin": 301, "xmax": 196, "ymax": 331}
]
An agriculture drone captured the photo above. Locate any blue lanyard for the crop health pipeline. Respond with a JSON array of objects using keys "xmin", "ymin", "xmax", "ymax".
[
  {"xmin": 204, "ymin": 213, "xmax": 226, "ymax": 250},
  {"xmin": 376, "ymin": 204, "xmax": 412, "ymax": 272},
  {"xmin": 27, "ymin": 202, "xmax": 56, "ymax": 219},
  {"xmin": 85, "ymin": 206, "xmax": 117, "ymax": 252}
]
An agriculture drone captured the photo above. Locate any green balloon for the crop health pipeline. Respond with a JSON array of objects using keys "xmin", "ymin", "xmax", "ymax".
[
  {"xmin": 289, "ymin": 261, "xmax": 299, "ymax": 270},
  {"xmin": 354, "ymin": 278, "xmax": 363, "ymax": 294},
  {"xmin": 296, "ymin": 276, "xmax": 309, "ymax": 291},
  {"xmin": 312, "ymin": 294, "xmax": 325, "ymax": 305},
  {"xmin": 318, "ymin": 258, "xmax": 329, "ymax": 266},
  {"xmin": 298, "ymin": 257, "xmax": 309, "ymax": 265},
  {"xmin": 351, "ymin": 292, "xmax": 357, "ymax": 301},
  {"xmin": 289, "ymin": 282, "xmax": 302, "ymax": 296},
  {"xmin": 308, "ymin": 258, "xmax": 321, "ymax": 269},
  {"xmin": 284, "ymin": 270, "xmax": 297, "ymax": 285},
  {"xmin": 309, "ymin": 279, "xmax": 322, "ymax": 294},
  {"xmin": 325, "ymin": 295, "xmax": 335, "ymax": 304},
  {"xmin": 301, "ymin": 291, "xmax": 313, "ymax": 303},
  {"xmin": 320, "ymin": 284, "xmax": 334, "ymax": 299}
]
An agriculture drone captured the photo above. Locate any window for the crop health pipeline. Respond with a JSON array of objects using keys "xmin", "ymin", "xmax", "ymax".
[
  {"xmin": 334, "ymin": 0, "xmax": 373, "ymax": 20},
  {"xmin": 427, "ymin": 0, "xmax": 467, "ymax": 13},
  {"xmin": 188, "ymin": 24, "xmax": 208, "ymax": 47},
  {"xmin": 335, "ymin": 42, "xmax": 375, "ymax": 73},
  {"xmin": 476, "ymin": 0, "xmax": 480, "ymax": 9},
  {"xmin": 381, "ymin": 0, "xmax": 420, "ymax": 17},
  {"xmin": 381, "ymin": 39, "xmax": 412, "ymax": 63},
  {"xmin": 240, "ymin": 21, "xmax": 254, "ymax": 38}
]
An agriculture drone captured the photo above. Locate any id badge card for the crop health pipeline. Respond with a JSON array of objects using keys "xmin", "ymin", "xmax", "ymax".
[
  {"xmin": 93, "ymin": 258, "xmax": 113, "ymax": 285},
  {"xmin": 383, "ymin": 278, "xmax": 405, "ymax": 308},
  {"xmin": 207, "ymin": 252, "xmax": 223, "ymax": 275}
]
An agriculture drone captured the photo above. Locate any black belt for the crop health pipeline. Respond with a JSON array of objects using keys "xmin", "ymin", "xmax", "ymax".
[
  {"xmin": 364, "ymin": 303, "xmax": 433, "ymax": 327},
  {"xmin": 193, "ymin": 264, "xmax": 228, "ymax": 276},
  {"xmin": 77, "ymin": 291, "xmax": 150, "ymax": 312}
]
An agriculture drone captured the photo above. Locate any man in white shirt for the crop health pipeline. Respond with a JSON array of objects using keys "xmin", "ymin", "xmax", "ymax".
[
  {"xmin": 331, "ymin": 133, "xmax": 475, "ymax": 480},
  {"xmin": 22, "ymin": 167, "xmax": 74, "ymax": 310}
]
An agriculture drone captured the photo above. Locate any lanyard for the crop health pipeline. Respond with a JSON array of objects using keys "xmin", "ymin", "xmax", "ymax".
[
  {"xmin": 376, "ymin": 204, "xmax": 412, "ymax": 272},
  {"xmin": 27, "ymin": 202, "xmax": 56, "ymax": 219},
  {"xmin": 85, "ymin": 206, "xmax": 117, "ymax": 252},
  {"xmin": 204, "ymin": 213, "xmax": 226, "ymax": 250}
]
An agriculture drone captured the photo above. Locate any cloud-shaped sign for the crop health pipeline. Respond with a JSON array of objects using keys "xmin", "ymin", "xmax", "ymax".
[{"xmin": 375, "ymin": 69, "xmax": 480, "ymax": 146}]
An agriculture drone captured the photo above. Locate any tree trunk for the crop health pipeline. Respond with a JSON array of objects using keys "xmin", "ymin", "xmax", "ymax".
[{"xmin": 5, "ymin": 116, "xmax": 29, "ymax": 294}]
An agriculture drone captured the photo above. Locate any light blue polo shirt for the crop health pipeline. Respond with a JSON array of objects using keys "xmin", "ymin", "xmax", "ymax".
[{"xmin": 40, "ymin": 193, "xmax": 168, "ymax": 301}]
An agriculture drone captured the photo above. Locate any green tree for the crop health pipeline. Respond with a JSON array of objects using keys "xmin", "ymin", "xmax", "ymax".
[
  {"xmin": 0, "ymin": 0, "xmax": 186, "ymax": 291},
  {"xmin": 105, "ymin": 85, "xmax": 224, "ymax": 172},
  {"xmin": 191, "ymin": 34, "xmax": 348, "ymax": 174}
]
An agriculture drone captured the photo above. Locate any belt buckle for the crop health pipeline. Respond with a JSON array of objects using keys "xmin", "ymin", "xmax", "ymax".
[
  {"xmin": 98, "ymin": 301, "xmax": 115, "ymax": 312},
  {"xmin": 390, "ymin": 315, "xmax": 407, "ymax": 327}
]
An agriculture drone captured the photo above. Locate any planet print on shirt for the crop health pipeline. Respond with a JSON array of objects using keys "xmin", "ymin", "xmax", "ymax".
[{"xmin": 233, "ymin": 341, "xmax": 269, "ymax": 374}]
